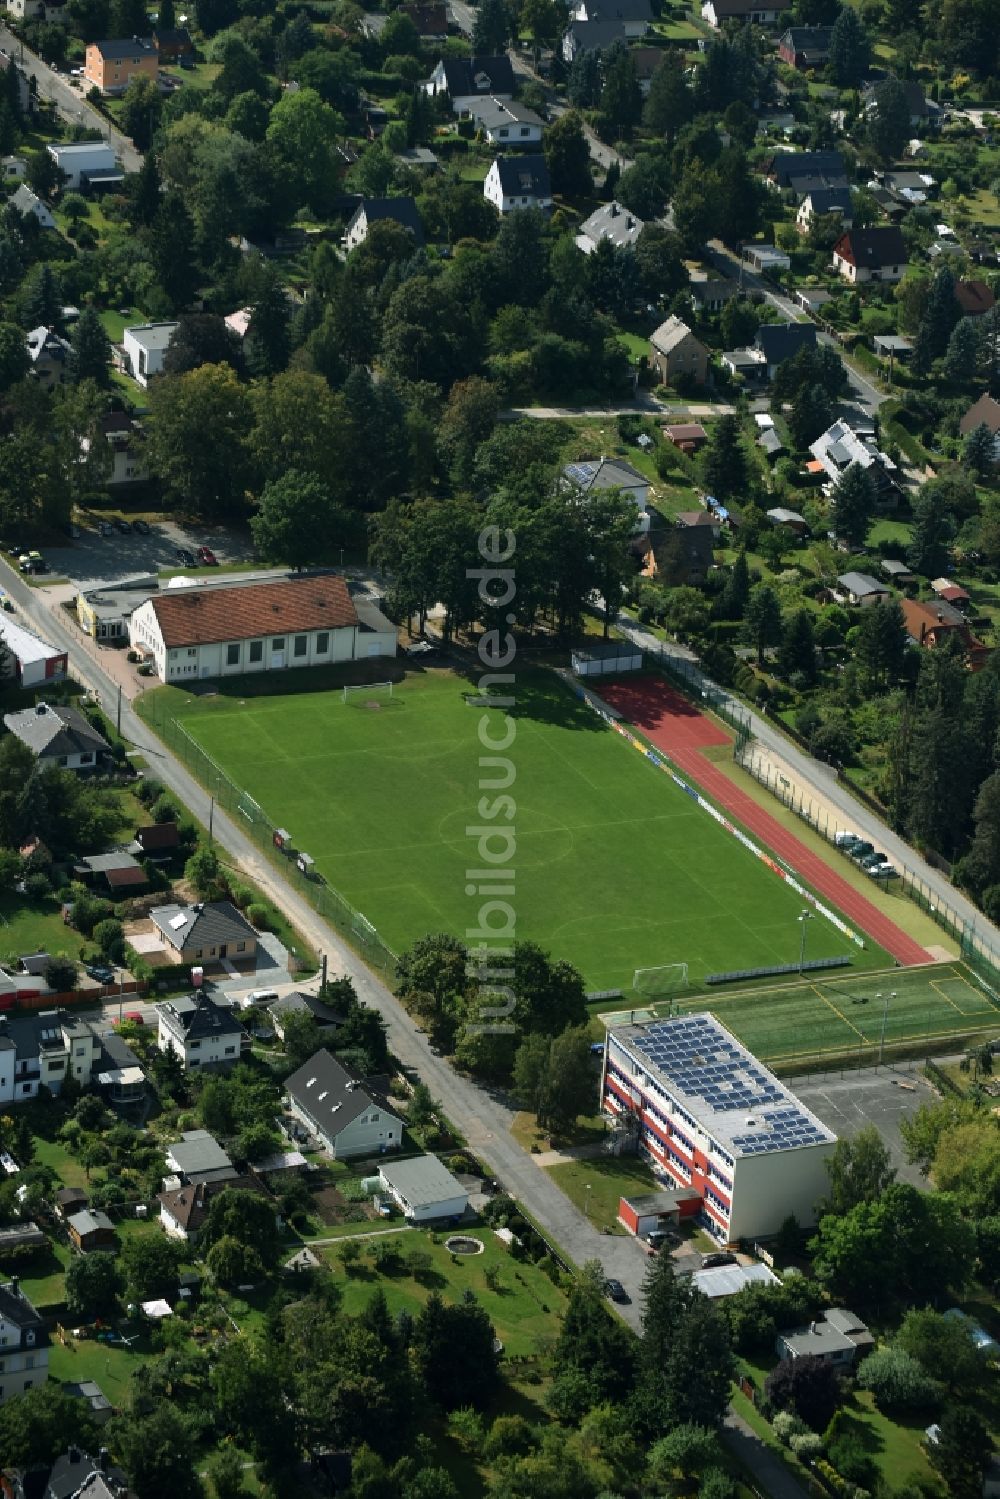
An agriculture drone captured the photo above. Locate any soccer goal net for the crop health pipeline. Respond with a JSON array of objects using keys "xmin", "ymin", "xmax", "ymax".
[
  {"xmin": 343, "ymin": 680, "xmax": 395, "ymax": 707},
  {"xmin": 632, "ymin": 962, "xmax": 689, "ymax": 1000}
]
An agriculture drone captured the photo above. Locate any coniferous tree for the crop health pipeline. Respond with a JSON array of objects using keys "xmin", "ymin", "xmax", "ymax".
[
  {"xmin": 964, "ymin": 421, "xmax": 996, "ymax": 478},
  {"xmin": 830, "ymin": 464, "xmax": 874, "ymax": 547},
  {"xmin": 779, "ymin": 608, "xmax": 817, "ymax": 682},
  {"xmin": 700, "ymin": 413, "xmax": 748, "ymax": 502},
  {"xmin": 643, "ymin": 53, "xmax": 692, "ymax": 138},
  {"xmin": 718, "ymin": 549, "xmax": 750, "ymax": 621},
  {"xmin": 743, "ymin": 584, "xmax": 783, "ymax": 664},
  {"xmin": 70, "ymin": 308, "xmax": 111, "ymax": 385},
  {"xmin": 828, "ymin": 5, "xmax": 870, "ymax": 85},
  {"xmin": 246, "ymin": 264, "xmax": 290, "ymax": 377}
]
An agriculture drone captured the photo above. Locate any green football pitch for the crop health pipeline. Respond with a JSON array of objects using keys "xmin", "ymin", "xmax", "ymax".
[
  {"xmin": 151, "ymin": 669, "xmax": 888, "ymax": 993},
  {"xmin": 666, "ymin": 962, "xmax": 1000, "ymax": 1068}
]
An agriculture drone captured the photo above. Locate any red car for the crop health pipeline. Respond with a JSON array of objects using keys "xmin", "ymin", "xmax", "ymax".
[{"xmin": 197, "ymin": 546, "xmax": 218, "ymax": 566}]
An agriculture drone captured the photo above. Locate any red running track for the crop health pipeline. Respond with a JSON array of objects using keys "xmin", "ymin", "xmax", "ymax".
[{"xmin": 599, "ymin": 675, "xmax": 929, "ymax": 967}]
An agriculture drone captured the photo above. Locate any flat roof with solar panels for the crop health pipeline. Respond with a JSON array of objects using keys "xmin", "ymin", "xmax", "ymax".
[{"xmin": 608, "ymin": 1013, "xmax": 835, "ymax": 1159}]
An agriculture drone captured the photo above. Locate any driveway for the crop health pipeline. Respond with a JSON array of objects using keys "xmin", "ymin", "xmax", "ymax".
[{"xmin": 0, "ymin": 26, "xmax": 142, "ymax": 173}]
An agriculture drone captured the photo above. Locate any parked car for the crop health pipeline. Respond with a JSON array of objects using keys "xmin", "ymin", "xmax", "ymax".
[
  {"xmin": 868, "ymin": 862, "xmax": 899, "ymax": 879},
  {"xmin": 605, "ymin": 1278, "xmax": 629, "ymax": 1303},
  {"xmin": 175, "ymin": 547, "xmax": 196, "ymax": 566},
  {"xmin": 114, "ymin": 518, "xmax": 132, "ymax": 534},
  {"xmin": 98, "ymin": 520, "xmax": 114, "ymax": 537},
  {"xmin": 834, "ymin": 830, "xmax": 858, "ymax": 848},
  {"xmin": 860, "ymin": 851, "xmax": 887, "ymax": 869},
  {"xmin": 197, "ymin": 545, "xmax": 218, "ymax": 565},
  {"xmin": 132, "ymin": 519, "xmax": 151, "ymax": 535},
  {"xmin": 702, "ymin": 1251, "xmax": 736, "ymax": 1269},
  {"xmin": 405, "ymin": 639, "xmax": 438, "ymax": 657},
  {"xmin": 124, "ymin": 1010, "xmax": 145, "ymax": 1025},
  {"xmin": 85, "ymin": 963, "xmax": 115, "ymax": 985},
  {"xmin": 849, "ymin": 842, "xmax": 875, "ymax": 863},
  {"xmin": 18, "ymin": 552, "xmax": 45, "ymax": 574}
]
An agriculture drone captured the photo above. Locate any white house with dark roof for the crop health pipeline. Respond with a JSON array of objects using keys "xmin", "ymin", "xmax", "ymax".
[
  {"xmin": 424, "ymin": 54, "xmax": 514, "ymax": 112},
  {"xmin": 378, "ymin": 1154, "xmax": 468, "ymax": 1221},
  {"xmin": 47, "ymin": 142, "xmax": 118, "ymax": 191},
  {"xmin": 484, "ymin": 155, "xmax": 552, "ymax": 214},
  {"xmin": 577, "ymin": 200, "xmax": 645, "ymax": 254},
  {"xmin": 121, "ymin": 322, "xmax": 179, "ymax": 386},
  {"xmin": 0, "ymin": 1279, "xmax": 48, "ymax": 1403},
  {"xmin": 156, "ymin": 992, "xmax": 251, "ymax": 1071},
  {"xmin": 603, "ymin": 1013, "xmax": 836, "ymax": 1242},
  {"xmin": 344, "ymin": 196, "xmax": 424, "ymax": 251},
  {"xmin": 470, "ymin": 95, "xmax": 544, "ymax": 147},
  {"xmin": 285, "ymin": 1048, "xmax": 403, "ymax": 1158},
  {"xmin": 3, "ymin": 702, "xmax": 109, "ymax": 771},
  {"xmin": 836, "ymin": 571, "xmax": 890, "ymax": 607},
  {"xmin": 11, "ymin": 184, "xmax": 55, "ymax": 230},
  {"xmin": 26, "ymin": 324, "xmax": 72, "ymax": 387}
]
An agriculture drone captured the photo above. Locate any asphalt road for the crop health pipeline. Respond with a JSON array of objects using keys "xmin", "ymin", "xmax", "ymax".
[
  {"xmin": 0, "ymin": 25, "xmax": 142, "ymax": 173},
  {"xmin": 706, "ymin": 239, "xmax": 886, "ymax": 416},
  {"xmin": 616, "ymin": 613, "xmax": 1000, "ymax": 965}
]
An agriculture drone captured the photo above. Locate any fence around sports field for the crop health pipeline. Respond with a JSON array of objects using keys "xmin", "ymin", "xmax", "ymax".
[{"xmin": 140, "ymin": 697, "xmax": 399, "ymax": 978}]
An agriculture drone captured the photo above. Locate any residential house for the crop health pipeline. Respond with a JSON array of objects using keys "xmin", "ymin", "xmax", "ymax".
[
  {"xmin": 67, "ymin": 1209, "xmax": 116, "ymax": 1252},
  {"xmin": 649, "ymin": 316, "xmax": 710, "ymax": 386},
  {"xmin": 344, "ymin": 196, "xmax": 424, "ymax": 251},
  {"xmin": 810, "ymin": 418, "xmax": 899, "ymax": 500},
  {"xmin": 785, "ymin": 168, "xmax": 851, "ymax": 198},
  {"xmin": 862, "ymin": 78, "xmax": 930, "ymax": 128},
  {"xmin": 754, "ymin": 321, "xmax": 816, "ymax": 378},
  {"xmin": 759, "ymin": 427, "xmax": 785, "ymax": 460},
  {"xmin": 121, "ymin": 323, "xmax": 179, "ymax": 386},
  {"xmin": 832, "ymin": 226, "xmax": 908, "ymax": 284},
  {"xmin": 562, "ymin": 457, "xmax": 650, "ymax": 532},
  {"xmin": 721, "ymin": 346, "xmax": 768, "ymax": 385},
  {"xmin": 663, "ymin": 422, "xmax": 708, "ymax": 453},
  {"xmin": 7, "ymin": 0, "xmax": 67, "ymax": 18},
  {"xmin": 688, "ymin": 276, "xmax": 739, "ymax": 312},
  {"xmin": 75, "ymin": 851, "xmax": 148, "ymax": 895},
  {"xmin": 677, "ymin": 510, "xmax": 722, "ymax": 540},
  {"xmin": 377, "ymin": 1155, "xmax": 468, "ymax": 1221},
  {"xmin": 637, "ymin": 521, "xmax": 716, "ymax": 587},
  {"xmin": 571, "ymin": 0, "xmax": 652, "ymax": 31},
  {"xmin": 84, "ymin": 37, "xmax": 158, "ymax": 95},
  {"xmin": 631, "ymin": 46, "xmax": 667, "ymax": 96},
  {"xmin": 777, "ymin": 1308, "xmax": 873, "ymax": 1367},
  {"xmin": 562, "ymin": 18, "xmax": 630, "ymax": 61},
  {"xmin": 766, "ymin": 506, "xmax": 807, "ymax": 535},
  {"xmin": 0, "ymin": 1280, "xmax": 48, "ymax": 1404},
  {"xmin": 157, "ymin": 1176, "xmax": 262, "ymax": 1241},
  {"xmin": 702, "ymin": 0, "xmax": 790, "ymax": 25},
  {"xmin": 402, "ymin": 2, "xmax": 448, "ymax": 36},
  {"xmin": 26, "ymin": 1447, "xmax": 133, "ymax": 1498},
  {"xmin": 396, "ymin": 146, "xmax": 439, "ymax": 171},
  {"xmin": 156, "ymin": 993, "xmax": 251, "ymax": 1072},
  {"xmin": 470, "ymin": 96, "xmax": 544, "ymax": 147},
  {"xmin": 878, "ymin": 168, "xmax": 936, "ymax": 206},
  {"xmin": 881, "ymin": 558, "xmax": 915, "ymax": 584},
  {"xmin": 603, "ymin": 1014, "xmax": 836, "ymax": 1243},
  {"xmin": 268, "ymin": 990, "xmax": 344, "ymax": 1041},
  {"xmin": 94, "ymin": 412, "xmax": 149, "ymax": 489},
  {"xmin": 11, "ymin": 185, "xmax": 55, "ymax": 230},
  {"xmin": 0, "ymin": 615, "xmax": 66, "ymax": 688},
  {"xmin": 836, "ymin": 571, "xmax": 890, "ymax": 607},
  {"xmin": 901, "ymin": 597, "xmax": 989, "ymax": 667},
  {"xmin": 3, "ymin": 703, "xmax": 109, "ymax": 772},
  {"xmin": 164, "ymin": 1129, "xmax": 237, "ymax": 1186},
  {"xmin": 153, "ymin": 25, "xmax": 194, "ymax": 58},
  {"xmin": 47, "ymin": 143, "xmax": 119, "ymax": 191},
  {"xmin": 150, "ymin": 900, "xmax": 258, "ymax": 968},
  {"xmin": 128, "ymin": 573, "xmax": 395, "ymax": 683},
  {"xmin": 424, "ymin": 55, "xmax": 514, "ymax": 113},
  {"xmin": 777, "ymin": 25, "xmax": 832, "ymax": 67},
  {"xmin": 0, "ymin": 1224, "xmax": 46, "ymax": 1255},
  {"xmin": 959, "ymin": 392, "xmax": 1000, "ymax": 463},
  {"xmin": 96, "ymin": 1030, "xmax": 146, "ymax": 1106},
  {"xmin": 795, "ymin": 186, "xmax": 853, "ymax": 233},
  {"xmin": 0, "ymin": 1010, "xmax": 107, "ymax": 1104},
  {"xmin": 768, "ymin": 150, "xmax": 845, "ymax": 188},
  {"xmin": 285, "ymin": 1047, "xmax": 403, "ymax": 1159},
  {"xmin": 954, "ymin": 278, "xmax": 996, "ymax": 317},
  {"xmin": 484, "ymin": 155, "xmax": 552, "ymax": 214},
  {"xmin": 3, "ymin": 155, "xmax": 27, "ymax": 179},
  {"xmin": 931, "ymin": 577, "xmax": 971, "ymax": 609},
  {"xmin": 576, "ymin": 200, "xmax": 645, "ymax": 254},
  {"xmin": 26, "ymin": 324, "xmax": 71, "ymax": 387}
]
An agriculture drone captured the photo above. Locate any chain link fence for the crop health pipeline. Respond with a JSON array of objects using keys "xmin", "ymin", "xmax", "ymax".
[{"xmin": 142, "ymin": 699, "xmax": 399, "ymax": 978}]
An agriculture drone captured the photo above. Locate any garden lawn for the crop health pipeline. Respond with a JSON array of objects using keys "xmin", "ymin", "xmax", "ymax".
[
  {"xmin": 144, "ymin": 668, "xmax": 874, "ymax": 992},
  {"xmin": 17, "ymin": 1239, "xmax": 72, "ymax": 1309},
  {"xmin": 0, "ymin": 894, "xmax": 87, "ymax": 966},
  {"xmin": 322, "ymin": 1231, "xmax": 568, "ymax": 1356},
  {"xmin": 48, "ymin": 1332, "xmax": 151, "ymax": 1406},
  {"xmin": 545, "ymin": 1154, "xmax": 659, "ymax": 1234}
]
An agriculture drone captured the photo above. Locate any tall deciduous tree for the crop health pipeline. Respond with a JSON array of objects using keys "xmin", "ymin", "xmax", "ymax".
[
  {"xmin": 823, "ymin": 1124, "xmax": 896, "ymax": 1214},
  {"xmin": 543, "ymin": 109, "xmax": 593, "ymax": 197},
  {"xmin": 147, "ymin": 362, "xmax": 253, "ymax": 519},
  {"xmin": 250, "ymin": 469, "xmax": 342, "ymax": 571}
]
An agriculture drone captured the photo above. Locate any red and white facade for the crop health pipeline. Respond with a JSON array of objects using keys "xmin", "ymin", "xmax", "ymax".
[{"xmin": 602, "ymin": 1014, "xmax": 836, "ymax": 1244}]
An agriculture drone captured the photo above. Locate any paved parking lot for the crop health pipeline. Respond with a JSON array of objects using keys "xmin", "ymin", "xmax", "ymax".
[
  {"xmin": 791, "ymin": 1063, "xmax": 933, "ymax": 1189},
  {"xmin": 38, "ymin": 518, "xmax": 255, "ymax": 588}
]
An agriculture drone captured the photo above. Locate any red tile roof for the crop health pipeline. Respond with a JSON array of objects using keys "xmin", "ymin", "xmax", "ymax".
[
  {"xmin": 150, "ymin": 576, "xmax": 358, "ymax": 649},
  {"xmin": 954, "ymin": 279, "xmax": 996, "ymax": 316}
]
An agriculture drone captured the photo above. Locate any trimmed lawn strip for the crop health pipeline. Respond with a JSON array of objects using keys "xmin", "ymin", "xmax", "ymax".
[{"xmin": 545, "ymin": 1155, "xmax": 658, "ymax": 1235}]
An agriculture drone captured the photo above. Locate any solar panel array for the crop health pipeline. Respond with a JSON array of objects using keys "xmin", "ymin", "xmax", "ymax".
[{"xmin": 624, "ymin": 1014, "xmax": 831, "ymax": 1157}]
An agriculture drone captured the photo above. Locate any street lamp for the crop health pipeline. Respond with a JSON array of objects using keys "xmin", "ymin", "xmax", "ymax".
[
  {"xmin": 878, "ymin": 991, "xmax": 897, "ymax": 1066},
  {"xmin": 797, "ymin": 910, "xmax": 815, "ymax": 974},
  {"xmin": 585, "ymin": 1183, "xmax": 592, "ymax": 1219}
]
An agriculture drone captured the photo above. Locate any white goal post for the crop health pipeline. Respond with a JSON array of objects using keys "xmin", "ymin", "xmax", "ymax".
[
  {"xmin": 343, "ymin": 680, "xmax": 394, "ymax": 704},
  {"xmin": 632, "ymin": 962, "xmax": 689, "ymax": 999}
]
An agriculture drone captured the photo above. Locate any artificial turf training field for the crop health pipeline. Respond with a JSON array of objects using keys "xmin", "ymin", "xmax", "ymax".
[
  {"xmin": 667, "ymin": 962, "xmax": 1000, "ymax": 1069},
  {"xmin": 155, "ymin": 668, "xmax": 885, "ymax": 993}
]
